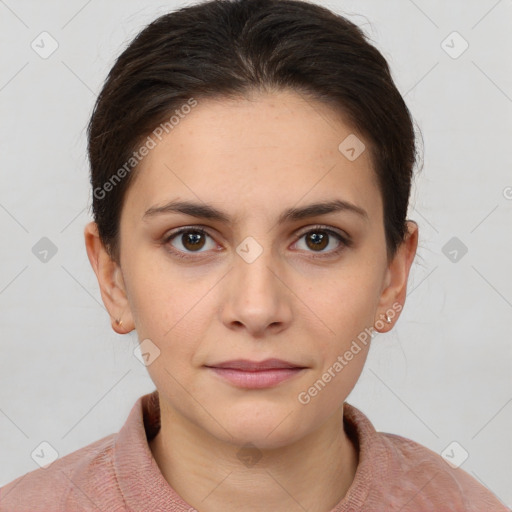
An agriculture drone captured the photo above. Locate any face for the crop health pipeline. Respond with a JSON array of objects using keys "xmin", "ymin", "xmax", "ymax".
[{"xmin": 86, "ymin": 89, "xmax": 417, "ymax": 449}]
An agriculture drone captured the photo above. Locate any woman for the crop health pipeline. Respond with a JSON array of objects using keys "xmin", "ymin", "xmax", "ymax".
[{"xmin": 1, "ymin": 0, "xmax": 507, "ymax": 510}]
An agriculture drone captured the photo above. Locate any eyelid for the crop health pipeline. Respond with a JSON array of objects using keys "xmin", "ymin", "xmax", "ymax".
[{"xmin": 295, "ymin": 224, "xmax": 351, "ymax": 242}]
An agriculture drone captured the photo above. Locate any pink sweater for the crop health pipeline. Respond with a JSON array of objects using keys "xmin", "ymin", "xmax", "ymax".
[{"xmin": 1, "ymin": 389, "xmax": 507, "ymax": 511}]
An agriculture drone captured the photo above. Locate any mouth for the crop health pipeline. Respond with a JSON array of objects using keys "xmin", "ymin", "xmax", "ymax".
[{"xmin": 204, "ymin": 359, "xmax": 307, "ymax": 389}]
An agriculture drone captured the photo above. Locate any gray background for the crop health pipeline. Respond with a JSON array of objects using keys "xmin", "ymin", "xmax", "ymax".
[{"xmin": 0, "ymin": 0, "xmax": 511, "ymax": 507}]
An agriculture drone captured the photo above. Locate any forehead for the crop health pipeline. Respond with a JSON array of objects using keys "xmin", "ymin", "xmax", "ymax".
[{"xmin": 123, "ymin": 90, "xmax": 382, "ymax": 225}]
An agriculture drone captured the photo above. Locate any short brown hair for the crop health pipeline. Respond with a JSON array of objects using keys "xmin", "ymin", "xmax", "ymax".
[{"xmin": 87, "ymin": 0, "xmax": 420, "ymax": 263}]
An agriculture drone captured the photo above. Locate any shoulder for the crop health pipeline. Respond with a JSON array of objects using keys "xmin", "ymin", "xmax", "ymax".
[
  {"xmin": 376, "ymin": 431, "xmax": 508, "ymax": 511},
  {"xmin": 0, "ymin": 433, "xmax": 124, "ymax": 511},
  {"xmin": 342, "ymin": 403, "xmax": 508, "ymax": 511}
]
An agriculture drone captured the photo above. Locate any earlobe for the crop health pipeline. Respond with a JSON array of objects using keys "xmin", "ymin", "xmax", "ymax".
[{"xmin": 84, "ymin": 221, "xmax": 134, "ymax": 334}]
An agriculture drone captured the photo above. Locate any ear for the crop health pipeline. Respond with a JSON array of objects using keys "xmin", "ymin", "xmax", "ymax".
[
  {"xmin": 374, "ymin": 220, "xmax": 418, "ymax": 333},
  {"xmin": 84, "ymin": 221, "xmax": 134, "ymax": 334}
]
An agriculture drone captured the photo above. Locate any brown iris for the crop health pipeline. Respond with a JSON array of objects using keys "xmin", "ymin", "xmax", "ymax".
[
  {"xmin": 181, "ymin": 231, "xmax": 206, "ymax": 251},
  {"xmin": 305, "ymin": 231, "xmax": 329, "ymax": 251}
]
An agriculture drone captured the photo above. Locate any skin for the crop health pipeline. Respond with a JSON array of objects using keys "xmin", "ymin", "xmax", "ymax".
[{"xmin": 84, "ymin": 89, "xmax": 418, "ymax": 512}]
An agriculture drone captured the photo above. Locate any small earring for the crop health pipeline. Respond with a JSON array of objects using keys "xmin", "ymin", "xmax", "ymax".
[
  {"xmin": 385, "ymin": 314, "xmax": 392, "ymax": 324},
  {"xmin": 115, "ymin": 318, "xmax": 123, "ymax": 327}
]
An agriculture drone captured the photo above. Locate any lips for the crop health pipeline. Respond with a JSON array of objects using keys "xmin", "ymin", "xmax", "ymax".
[
  {"xmin": 205, "ymin": 358, "xmax": 305, "ymax": 371},
  {"xmin": 204, "ymin": 359, "xmax": 308, "ymax": 389}
]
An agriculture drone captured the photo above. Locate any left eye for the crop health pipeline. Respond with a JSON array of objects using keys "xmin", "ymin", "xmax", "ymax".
[{"xmin": 294, "ymin": 228, "xmax": 348, "ymax": 254}]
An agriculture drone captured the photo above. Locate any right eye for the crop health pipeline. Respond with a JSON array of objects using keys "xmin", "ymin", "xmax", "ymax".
[{"xmin": 163, "ymin": 227, "xmax": 218, "ymax": 259}]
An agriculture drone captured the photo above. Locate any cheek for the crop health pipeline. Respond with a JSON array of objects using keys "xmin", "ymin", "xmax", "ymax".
[
  {"xmin": 307, "ymin": 269, "xmax": 380, "ymax": 349},
  {"xmin": 123, "ymin": 251, "xmax": 209, "ymax": 336},
  {"xmin": 126, "ymin": 269, "xmax": 217, "ymax": 378},
  {"xmin": 302, "ymin": 288, "xmax": 375, "ymax": 411}
]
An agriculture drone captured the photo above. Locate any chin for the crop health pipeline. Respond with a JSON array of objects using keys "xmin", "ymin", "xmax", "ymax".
[{"xmin": 214, "ymin": 412, "xmax": 309, "ymax": 450}]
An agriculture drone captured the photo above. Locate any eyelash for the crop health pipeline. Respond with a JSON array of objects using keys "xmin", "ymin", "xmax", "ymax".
[{"xmin": 162, "ymin": 225, "xmax": 352, "ymax": 261}]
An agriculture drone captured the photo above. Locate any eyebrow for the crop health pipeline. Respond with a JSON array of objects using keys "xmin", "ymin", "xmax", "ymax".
[{"xmin": 142, "ymin": 198, "xmax": 369, "ymax": 224}]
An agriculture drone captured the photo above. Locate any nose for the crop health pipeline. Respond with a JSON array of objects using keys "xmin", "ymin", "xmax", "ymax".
[{"xmin": 220, "ymin": 241, "xmax": 293, "ymax": 338}]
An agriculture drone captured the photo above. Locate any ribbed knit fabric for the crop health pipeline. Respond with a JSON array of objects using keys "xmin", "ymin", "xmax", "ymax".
[{"xmin": 1, "ymin": 389, "xmax": 508, "ymax": 511}]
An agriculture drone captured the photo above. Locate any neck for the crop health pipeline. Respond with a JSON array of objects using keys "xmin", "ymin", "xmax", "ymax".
[{"xmin": 149, "ymin": 400, "xmax": 358, "ymax": 512}]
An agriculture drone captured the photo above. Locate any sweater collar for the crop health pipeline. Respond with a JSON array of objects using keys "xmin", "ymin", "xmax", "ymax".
[
  {"xmin": 113, "ymin": 389, "xmax": 383, "ymax": 510},
  {"xmin": 113, "ymin": 389, "xmax": 192, "ymax": 509}
]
